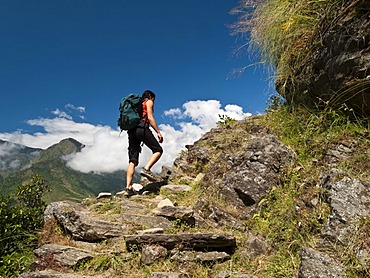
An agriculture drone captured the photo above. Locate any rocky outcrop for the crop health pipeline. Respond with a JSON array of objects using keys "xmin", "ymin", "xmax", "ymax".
[
  {"xmin": 27, "ymin": 193, "xmax": 241, "ymax": 277},
  {"xmin": 219, "ymin": 134, "xmax": 295, "ymax": 212},
  {"xmin": 150, "ymin": 273, "xmax": 191, "ymax": 278},
  {"xmin": 298, "ymin": 248, "xmax": 346, "ymax": 278},
  {"xmin": 19, "ymin": 270, "xmax": 106, "ymax": 278},
  {"xmin": 20, "ymin": 119, "xmax": 369, "ymax": 277},
  {"xmin": 322, "ymin": 177, "xmax": 370, "ymax": 244},
  {"xmin": 276, "ymin": 0, "xmax": 370, "ymax": 117},
  {"xmin": 124, "ymin": 233, "xmax": 236, "ymax": 253},
  {"xmin": 44, "ymin": 201, "xmax": 131, "ymax": 241},
  {"xmin": 169, "ymin": 127, "xmax": 296, "ymax": 215},
  {"xmin": 295, "ymin": 168, "xmax": 370, "ymax": 277},
  {"xmin": 33, "ymin": 244, "xmax": 93, "ymax": 268}
]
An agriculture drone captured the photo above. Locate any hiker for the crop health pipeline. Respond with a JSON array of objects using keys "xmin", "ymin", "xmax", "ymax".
[{"xmin": 121, "ymin": 90, "xmax": 163, "ymax": 197}]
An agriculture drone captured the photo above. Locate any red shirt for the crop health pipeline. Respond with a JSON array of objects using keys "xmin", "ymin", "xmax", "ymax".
[{"xmin": 141, "ymin": 100, "xmax": 149, "ymax": 123}]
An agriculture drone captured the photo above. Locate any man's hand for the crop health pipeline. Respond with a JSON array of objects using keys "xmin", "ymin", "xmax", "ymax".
[{"xmin": 157, "ymin": 132, "xmax": 163, "ymax": 143}]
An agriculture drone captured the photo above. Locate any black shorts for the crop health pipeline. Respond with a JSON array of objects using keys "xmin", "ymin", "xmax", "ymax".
[{"xmin": 127, "ymin": 125, "xmax": 163, "ymax": 165}]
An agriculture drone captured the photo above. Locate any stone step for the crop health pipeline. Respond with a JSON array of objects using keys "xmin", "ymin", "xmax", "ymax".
[{"xmin": 124, "ymin": 233, "xmax": 236, "ymax": 253}]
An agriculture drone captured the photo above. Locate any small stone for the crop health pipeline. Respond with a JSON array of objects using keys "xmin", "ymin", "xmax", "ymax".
[
  {"xmin": 141, "ymin": 245, "xmax": 168, "ymax": 265},
  {"xmin": 96, "ymin": 192, "xmax": 112, "ymax": 199},
  {"xmin": 161, "ymin": 184, "xmax": 192, "ymax": 194},
  {"xmin": 137, "ymin": 228, "xmax": 164, "ymax": 235},
  {"xmin": 158, "ymin": 198, "xmax": 175, "ymax": 208}
]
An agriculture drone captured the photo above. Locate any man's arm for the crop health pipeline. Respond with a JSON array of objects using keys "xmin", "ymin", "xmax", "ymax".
[{"xmin": 146, "ymin": 100, "xmax": 163, "ymax": 143}]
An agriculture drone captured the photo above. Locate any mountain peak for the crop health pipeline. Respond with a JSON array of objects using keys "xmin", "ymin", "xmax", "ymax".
[
  {"xmin": 35, "ymin": 138, "xmax": 84, "ymax": 162},
  {"xmin": 58, "ymin": 138, "xmax": 84, "ymax": 152}
]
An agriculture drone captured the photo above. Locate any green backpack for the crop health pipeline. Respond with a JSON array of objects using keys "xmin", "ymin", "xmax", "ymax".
[{"xmin": 117, "ymin": 94, "xmax": 143, "ymax": 131}]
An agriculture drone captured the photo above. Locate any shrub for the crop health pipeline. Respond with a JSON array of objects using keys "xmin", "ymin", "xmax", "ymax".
[
  {"xmin": 0, "ymin": 175, "xmax": 50, "ymax": 277},
  {"xmin": 230, "ymin": 0, "xmax": 355, "ymax": 103}
]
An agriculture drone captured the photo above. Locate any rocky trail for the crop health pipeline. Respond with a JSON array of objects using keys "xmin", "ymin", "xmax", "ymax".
[{"xmin": 19, "ymin": 121, "xmax": 370, "ymax": 277}]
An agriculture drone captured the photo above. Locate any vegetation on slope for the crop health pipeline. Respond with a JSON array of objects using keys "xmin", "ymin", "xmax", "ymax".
[
  {"xmin": 15, "ymin": 105, "xmax": 368, "ymax": 277},
  {"xmin": 247, "ymin": 105, "xmax": 370, "ymax": 277},
  {"xmin": 0, "ymin": 139, "xmax": 126, "ymax": 204},
  {"xmin": 0, "ymin": 175, "xmax": 49, "ymax": 277},
  {"xmin": 230, "ymin": 0, "xmax": 369, "ymax": 109},
  {"xmin": 172, "ymin": 104, "xmax": 370, "ymax": 277}
]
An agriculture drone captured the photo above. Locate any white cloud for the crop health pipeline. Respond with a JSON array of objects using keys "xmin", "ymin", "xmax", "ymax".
[
  {"xmin": 64, "ymin": 127, "xmax": 126, "ymax": 173},
  {"xmin": 0, "ymin": 118, "xmax": 102, "ymax": 149},
  {"xmin": 51, "ymin": 109, "xmax": 73, "ymax": 120},
  {"xmin": 0, "ymin": 100, "xmax": 251, "ymax": 174},
  {"xmin": 50, "ymin": 103, "xmax": 86, "ymax": 121},
  {"xmin": 171, "ymin": 100, "xmax": 251, "ymax": 130},
  {"xmin": 0, "ymin": 141, "xmax": 36, "ymax": 171},
  {"xmin": 65, "ymin": 103, "xmax": 86, "ymax": 113},
  {"xmin": 163, "ymin": 108, "xmax": 182, "ymax": 117},
  {"xmin": 0, "ymin": 142, "xmax": 17, "ymax": 157}
]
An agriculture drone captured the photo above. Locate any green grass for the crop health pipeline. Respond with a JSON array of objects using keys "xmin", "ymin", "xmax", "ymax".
[
  {"xmin": 230, "ymin": 0, "xmax": 364, "ymax": 107},
  {"xmin": 247, "ymin": 105, "xmax": 369, "ymax": 277},
  {"xmin": 34, "ymin": 105, "xmax": 370, "ymax": 277}
]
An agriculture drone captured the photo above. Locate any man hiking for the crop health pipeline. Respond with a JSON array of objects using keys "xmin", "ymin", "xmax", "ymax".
[{"xmin": 119, "ymin": 90, "xmax": 164, "ymax": 197}]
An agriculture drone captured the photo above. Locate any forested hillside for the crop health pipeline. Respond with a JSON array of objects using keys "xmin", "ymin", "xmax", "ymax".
[{"xmin": 0, "ymin": 138, "xmax": 125, "ymax": 203}]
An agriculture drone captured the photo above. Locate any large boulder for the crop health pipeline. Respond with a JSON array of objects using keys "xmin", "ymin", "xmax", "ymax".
[
  {"xmin": 216, "ymin": 134, "xmax": 295, "ymax": 212},
  {"xmin": 298, "ymin": 248, "xmax": 346, "ymax": 278},
  {"xmin": 321, "ymin": 176, "xmax": 370, "ymax": 244},
  {"xmin": 44, "ymin": 201, "xmax": 131, "ymax": 241},
  {"xmin": 166, "ymin": 123, "xmax": 295, "ymax": 218},
  {"xmin": 276, "ymin": 0, "xmax": 370, "ymax": 117}
]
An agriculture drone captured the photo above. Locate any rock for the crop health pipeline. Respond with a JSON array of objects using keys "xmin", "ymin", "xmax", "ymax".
[
  {"xmin": 298, "ymin": 248, "xmax": 346, "ymax": 278},
  {"xmin": 25, "ymin": 116, "xmax": 367, "ymax": 277},
  {"xmin": 137, "ymin": 228, "xmax": 164, "ymax": 235},
  {"xmin": 245, "ymin": 234, "xmax": 270, "ymax": 260},
  {"xmin": 170, "ymin": 250, "xmax": 230, "ymax": 264},
  {"xmin": 323, "ymin": 142, "xmax": 355, "ymax": 165},
  {"xmin": 220, "ymin": 134, "xmax": 295, "ymax": 212},
  {"xmin": 193, "ymin": 199, "xmax": 244, "ymax": 230},
  {"xmin": 141, "ymin": 245, "xmax": 168, "ymax": 265},
  {"xmin": 160, "ymin": 165, "xmax": 195, "ymax": 186},
  {"xmin": 320, "ymin": 168, "xmax": 345, "ymax": 188},
  {"xmin": 33, "ymin": 244, "xmax": 93, "ymax": 268},
  {"xmin": 18, "ymin": 270, "xmax": 103, "ymax": 278},
  {"xmin": 275, "ymin": 0, "xmax": 370, "ymax": 117},
  {"xmin": 152, "ymin": 206, "xmax": 195, "ymax": 225},
  {"xmin": 124, "ymin": 233, "xmax": 236, "ymax": 253},
  {"xmin": 157, "ymin": 198, "xmax": 175, "ymax": 208},
  {"xmin": 150, "ymin": 272, "xmax": 192, "ymax": 278},
  {"xmin": 132, "ymin": 183, "xmax": 143, "ymax": 192},
  {"xmin": 44, "ymin": 201, "xmax": 130, "ymax": 241},
  {"xmin": 216, "ymin": 271, "xmax": 258, "ymax": 278},
  {"xmin": 120, "ymin": 213, "xmax": 173, "ymax": 230},
  {"xmin": 96, "ymin": 192, "xmax": 112, "ymax": 199},
  {"xmin": 321, "ymin": 177, "xmax": 370, "ymax": 244},
  {"xmin": 118, "ymin": 198, "xmax": 148, "ymax": 214},
  {"xmin": 160, "ymin": 184, "xmax": 192, "ymax": 194}
]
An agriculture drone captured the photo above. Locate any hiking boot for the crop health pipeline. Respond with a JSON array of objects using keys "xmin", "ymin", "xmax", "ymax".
[
  {"xmin": 116, "ymin": 187, "xmax": 137, "ymax": 198},
  {"xmin": 140, "ymin": 168, "xmax": 162, "ymax": 182}
]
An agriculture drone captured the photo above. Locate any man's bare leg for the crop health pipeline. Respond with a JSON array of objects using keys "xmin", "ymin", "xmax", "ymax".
[
  {"xmin": 144, "ymin": 152, "xmax": 162, "ymax": 171},
  {"xmin": 126, "ymin": 162, "xmax": 136, "ymax": 189}
]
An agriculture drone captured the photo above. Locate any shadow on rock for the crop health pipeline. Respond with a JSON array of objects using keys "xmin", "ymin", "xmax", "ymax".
[{"xmin": 138, "ymin": 179, "xmax": 168, "ymax": 195}]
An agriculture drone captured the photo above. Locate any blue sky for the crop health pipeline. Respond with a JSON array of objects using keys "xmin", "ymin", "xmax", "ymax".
[{"xmin": 0, "ymin": 0, "xmax": 274, "ymax": 173}]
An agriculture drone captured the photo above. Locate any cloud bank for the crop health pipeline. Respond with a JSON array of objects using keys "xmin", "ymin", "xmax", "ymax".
[{"xmin": 0, "ymin": 100, "xmax": 251, "ymax": 174}]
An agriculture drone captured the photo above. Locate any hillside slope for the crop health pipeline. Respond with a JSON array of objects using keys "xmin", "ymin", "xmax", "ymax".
[
  {"xmin": 0, "ymin": 139, "xmax": 42, "ymax": 176},
  {"xmin": 0, "ymin": 138, "xmax": 125, "ymax": 203},
  {"xmin": 20, "ymin": 108, "xmax": 370, "ymax": 278}
]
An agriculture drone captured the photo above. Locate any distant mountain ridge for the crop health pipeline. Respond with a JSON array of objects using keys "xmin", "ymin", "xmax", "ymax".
[
  {"xmin": 0, "ymin": 138, "xmax": 124, "ymax": 203},
  {"xmin": 0, "ymin": 139, "xmax": 42, "ymax": 173}
]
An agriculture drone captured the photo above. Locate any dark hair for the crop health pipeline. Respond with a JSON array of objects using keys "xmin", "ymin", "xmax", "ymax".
[{"xmin": 142, "ymin": 90, "xmax": 156, "ymax": 100}]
